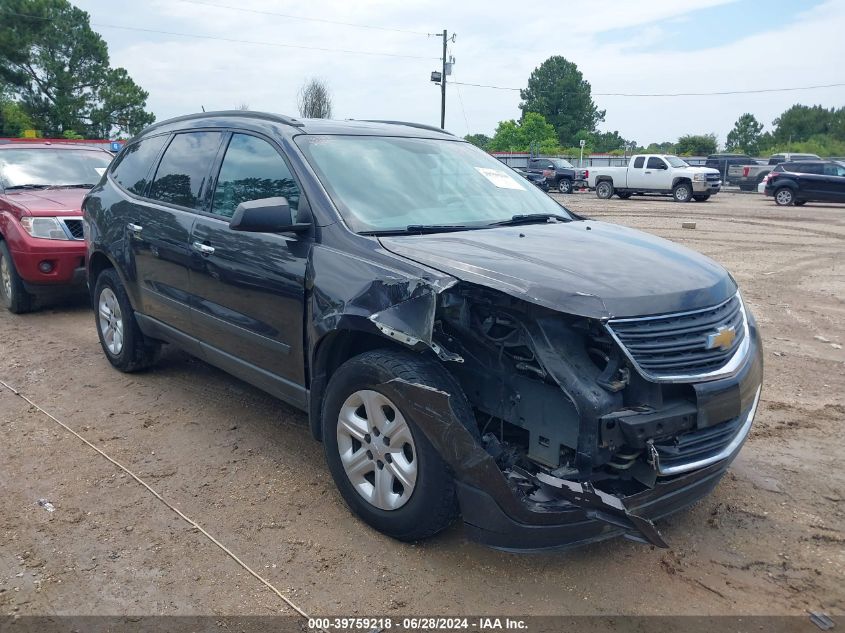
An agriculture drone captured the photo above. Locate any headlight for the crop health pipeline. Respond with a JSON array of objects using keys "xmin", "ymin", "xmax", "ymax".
[
  {"xmin": 693, "ymin": 173, "xmax": 707, "ymax": 182},
  {"xmin": 19, "ymin": 217, "xmax": 70, "ymax": 240}
]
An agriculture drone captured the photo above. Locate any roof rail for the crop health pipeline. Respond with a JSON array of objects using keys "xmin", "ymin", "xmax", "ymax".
[
  {"xmin": 143, "ymin": 110, "xmax": 304, "ymax": 135},
  {"xmin": 359, "ymin": 120, "xmax": 455, "ymax": 136}
]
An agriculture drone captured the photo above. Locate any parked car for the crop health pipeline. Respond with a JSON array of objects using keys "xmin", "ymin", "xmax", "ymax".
[
  {"xmin": 0, "ymin": 142, "xmax": 113, "ymax": 313},
  {"xmin": 512, "ymin": 166, "xmax": 549, "ymax": 191},
  {"xmin": 525, "ymin": 157, "xmax": 586, "ymax": 194},
  {"xmin": 704, "ymin": 153, "xmax": 755, "ymax": 183},
  {"xmin": 764, "ymin": 160, "xmax": 845, "ymax": 206},
  {"xmin": 728, "ymin": 153, "xmax": 821, "ymax": 191},
  {"xmin": 85, "ymin": 112, "xmax": 763, "ymax": 550},
  {"xmin": 588, "ymin": 154, "xmax": 721, "ymax": 202}
]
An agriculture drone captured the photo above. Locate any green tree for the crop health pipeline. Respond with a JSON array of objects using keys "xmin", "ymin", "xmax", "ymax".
[
  {"xmin": 772, "ymin": 104, "xmax": 834, "ymax": 144},
  {"xmin": 576, "ymin": 128, "xmax": 634, "ymax": 154},
  {"xmin": 0, "ymin": 0, "xmax": 154, "ymax": 137},
  {"xmin": 464, "ymin": 133, "xmax": 491, "ymax": 150},
  {"xmin": 519, "ymin": 56, "xmax": 605, "ymax": 147},
  {"xmin": 641, "ymin": 140, "xmax": 676, "ymax": 154},
  {"xmin": 487, "ymin": 112, "xmax": 560, "ymax": 153},
  {"xmin": 725, "ymin": 113, "xmax": 763, "ymax": 155},
  {"xmin": 0, "ymin": 83, "xmax": 34, "ymax": 135},
  {"xmin": 675, "ymin": 133, "xmax": 718, "ymax": 156}
]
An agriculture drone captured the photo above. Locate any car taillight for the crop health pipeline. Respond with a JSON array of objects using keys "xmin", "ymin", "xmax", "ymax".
[
  {"xmin": 743, "ymin": 166, "xmax": 750, "ymax": 177},
  {"xmin": 583, "ymin": 169, "xmax": 589, "ymax": 179}
]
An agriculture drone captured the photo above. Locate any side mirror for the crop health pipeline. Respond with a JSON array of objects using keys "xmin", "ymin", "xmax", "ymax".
[{"xmin": 229, "ymin": 197, "xmax": 310, "ymax": 233}]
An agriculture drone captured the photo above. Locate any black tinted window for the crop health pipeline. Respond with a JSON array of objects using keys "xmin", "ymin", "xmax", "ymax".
[
  {"xmin": 633, "ymin": 156, "xmax": 645, "ymax": 168},
  {"xmin": 211, "ymin": 134, "xmax": 300, "ymax": 219},
  {"xmin": 149, "ymin": 132, "xmax": 222, "ymax": 208},
  {"xmin": 647, "ymin": 157, "xmax": 666, "ymax": 169},
  {"xmin": 111, "ymin": 135, "xmax": 168, "ymax": 195},
  {"xmin": 786, "ymin": 162, "xmax": 822, "ymax": 174}
]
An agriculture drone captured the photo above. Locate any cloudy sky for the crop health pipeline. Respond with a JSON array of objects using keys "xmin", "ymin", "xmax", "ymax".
[{"xmin": 73, "ymin": 0, "xmax": 845, "ymax": 146}]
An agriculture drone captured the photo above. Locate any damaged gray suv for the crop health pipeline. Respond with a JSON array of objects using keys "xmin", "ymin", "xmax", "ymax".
[{"xmin": 84, "ymin": 112, "xmax": 763, "ymax": 550}]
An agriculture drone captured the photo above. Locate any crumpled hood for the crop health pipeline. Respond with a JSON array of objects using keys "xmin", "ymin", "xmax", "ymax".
[
  {"xmin": 379, "ymin": 220, "xmax": 736, "ymax": 319},
  {"xmin": 4, "ymin": 189, "xmax": 86, "ymax": 216}
]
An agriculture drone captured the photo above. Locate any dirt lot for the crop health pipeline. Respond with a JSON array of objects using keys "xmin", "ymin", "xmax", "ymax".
[{"xmin": 1, "ymin": 191, "xmax": 843, "ymax": 619}]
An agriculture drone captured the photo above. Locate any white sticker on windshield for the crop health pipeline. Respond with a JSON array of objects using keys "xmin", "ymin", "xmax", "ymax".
[
  {"xmin": 94, "ymin": 167, "xmax": 106, "ymax": 176},
  {"xmin": 475, "ymin": 167, "xmax": 525, "ymax": 190}
]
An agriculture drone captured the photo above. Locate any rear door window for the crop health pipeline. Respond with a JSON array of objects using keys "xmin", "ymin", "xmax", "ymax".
[
  {"xmin": 210, "ymin": 133, "xmax": 301, "ymax": 219},
  {"xmin": 110, "ymin": 135, "xmax": 168, "ymax": 195},
  {"xmin": 149, "ymin": 131, "xmax": 223, "ymax": 209}
]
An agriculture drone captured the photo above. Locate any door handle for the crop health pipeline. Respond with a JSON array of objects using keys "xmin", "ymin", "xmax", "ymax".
[
  {"xmin": 192, "ymin": 241, "xmax": 215, "ymax": 255},
  {"xmin": 644, "ymin": 171, "xmax": 652, "ymax": 174},
  {"xmin": 127, "ymin": 223, "xmax": 143, "ymax": 234}
]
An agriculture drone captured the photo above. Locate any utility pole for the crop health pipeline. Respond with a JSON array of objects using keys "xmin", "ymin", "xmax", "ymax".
[
  {"xmin": 430, "ymin": 30, "xmax": 455, "ymax": 129},
  {"xmin": 440, "ymin": 29, "xmax": 447, "ymax": 129}
]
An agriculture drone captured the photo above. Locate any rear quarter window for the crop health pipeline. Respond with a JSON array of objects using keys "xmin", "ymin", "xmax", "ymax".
[
  {"xmin": 633, "ymin": 156, "xmax": 645, "ymax": 168},
  {"xmin": 110, "ymin": 135, "xmax": 169, "ymax": 195}
]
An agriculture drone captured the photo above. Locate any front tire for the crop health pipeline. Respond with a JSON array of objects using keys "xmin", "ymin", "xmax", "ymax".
[
  {"xmin": 673, "ymin": 182, "xmax": 692, "ymax": 202},
  {"xmin": 94, "ymin": 268, "xmax": 160, "ymax": 372},
  {"xmin": 595, "ymin": 180, "xmax": 614, "ymax": 199},
  {"xmin": 774, "ymin": 187, "xmax": 795, "ymax": 206},
  {"xmin": 0, "ymin": 241, "xmax": 33, "ymax": 314},
  {"xmin": 322, "ymin": 349, "xmax": 475, "ymax": 541},
  {"xmin": 557, "ymin": 178, "xmax": 572, "ymax": 194}
]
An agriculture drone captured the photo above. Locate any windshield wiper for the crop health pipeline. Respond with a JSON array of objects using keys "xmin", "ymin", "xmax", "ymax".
[
  {"xmin": 488, "ymin": 213, "xmax": 570, "ymax": 227},
  {"xmin": 50, "ymin": 183, "xmax": 96, "ymax": 189},
  {"xmin": 361, "ymin": 224, "xmax": 472, "ymax": 236},
  {"xmin": 4, "ymin": 184, "xmax": 50, "ymax": 190}
]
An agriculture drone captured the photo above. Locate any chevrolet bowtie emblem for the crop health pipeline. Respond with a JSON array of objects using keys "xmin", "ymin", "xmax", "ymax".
[{"xmin": 706, "ymin": 325, "xmax": 737, "ymax": 351}]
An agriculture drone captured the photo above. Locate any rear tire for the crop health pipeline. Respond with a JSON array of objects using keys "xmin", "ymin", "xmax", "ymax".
[
  {"xmin": 774, "ymin": 187, "xmax": 795, "ymax": 206},
  {"xmin": 322, "ymin": 349, "xmax": 477, "ymax": 542},
  {"xmin": 672, "ymin": 182, "xmax": 692, "ymax": 202},
  {"xmin": 557, "ymin": 178, "xmax": 572, "ymax": 194},
  {"xmin": 93, "ymin": 268, "xmax": 161, "ymax": 372},
  {"xmin": 595, "ymin": 180, "xmax": 614, "ymax": 199},
  {"xmin": 0, "ymin": 241, "xmax": 33, "ymax": 314}
]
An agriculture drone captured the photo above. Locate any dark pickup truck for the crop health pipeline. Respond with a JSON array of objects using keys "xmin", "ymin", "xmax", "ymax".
[{"xmin": 526, "ymin": 157, "xmax": 586, "ymax": 194}]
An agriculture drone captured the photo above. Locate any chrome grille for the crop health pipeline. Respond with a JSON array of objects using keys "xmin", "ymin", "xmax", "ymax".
[
  {"xmin": 653, "ymin": 414, "xmax": 742, "ymax": 473},
  {"xmin": 60, "ymin": 218, "xmax": 84, "ymax": 240},
  {"xmin": 607, "ymin": 294, "xmax": 746, "ymax": 380},
  {"xmin": 706, "ymin": 173, "xmax": 721, "ymax": 182}
]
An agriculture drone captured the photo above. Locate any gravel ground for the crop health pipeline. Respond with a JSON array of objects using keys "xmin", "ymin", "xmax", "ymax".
[{"xmin": 1, "ymin": 191, "xmax": 843, "ymax": 619}]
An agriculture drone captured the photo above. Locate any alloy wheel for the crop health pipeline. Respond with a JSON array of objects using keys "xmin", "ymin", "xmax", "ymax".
[
  {"xmin": 776, "ymin": 189, "xmax": 793, "ymax": 205},
  {"xmin": 336, "ymin": 389, "xmax": 417, "ymax": 511},
  {"xmin": 98, "ymin": 287, "xmax": 125, "ymax": 355}
]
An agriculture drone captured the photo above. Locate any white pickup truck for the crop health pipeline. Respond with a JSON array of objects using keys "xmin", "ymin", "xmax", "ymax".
[{"xmin": 587, "ymin": 154, "xmax": 722, "ymax": 202}]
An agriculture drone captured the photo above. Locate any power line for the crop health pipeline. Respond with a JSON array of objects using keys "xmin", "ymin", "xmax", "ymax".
[
  {"xmin": 171, "ymin": 0, "xmax": 431, "ymax": 36},
  {"xmin": 450, "ymin": 80, "xmax": 845, "ymax": 97},
  {"xmin": 0, "ymin": 9, "xmax": 438, "ymax": 60}
]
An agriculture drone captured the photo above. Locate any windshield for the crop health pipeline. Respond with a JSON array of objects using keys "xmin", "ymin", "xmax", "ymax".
[
  {"xmin": 551, "ymin": 158, "xmax": 574, "ymax": 169},
  {"xmin": 0, "ymin": 148, "xmax": 112, "ymax": 188},
  {"xmin": 295, "ymin": 135, "xmax": 573, "ymax": 232},
  {"xmin": 665, "ymin": 156, "xmax": 689, "ymax": 168}
]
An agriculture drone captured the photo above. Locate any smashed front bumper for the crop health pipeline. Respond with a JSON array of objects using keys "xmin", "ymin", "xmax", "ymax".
[{"xmin": 379, "ymin": 320, "xmax": 763, "ymax": 551}]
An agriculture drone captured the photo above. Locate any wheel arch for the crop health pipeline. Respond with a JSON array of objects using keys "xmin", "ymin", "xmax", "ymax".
[
  {"xmin": 672, "ymin": 176, "xmax": 693, "ymax": 189},
  {"xmin": 308, "ymin": 326, "xmax": 423, "ymax": 441}
]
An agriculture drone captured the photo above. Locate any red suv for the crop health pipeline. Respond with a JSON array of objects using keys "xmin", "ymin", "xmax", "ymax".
[{"xmin": 0, "ymin": 142, "xmax": 113, "ymax": 312}]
